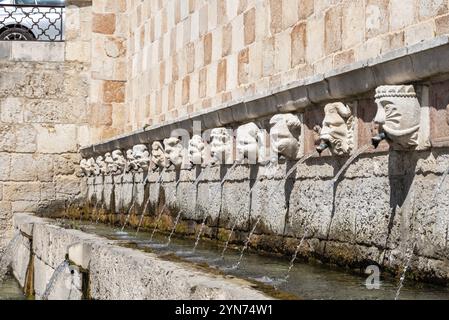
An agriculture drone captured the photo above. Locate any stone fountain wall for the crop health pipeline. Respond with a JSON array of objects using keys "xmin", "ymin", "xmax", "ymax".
[
  {"xmin": 84, "ymin": 148, "xmax": 449, "ymax": 283},
  {"xmin": 79, "ymin": 37, "xmax": 449, "ymax": 282},
  {"xmin": 10, "ymin": 213, "xmax": 270, "ymax": 300}
]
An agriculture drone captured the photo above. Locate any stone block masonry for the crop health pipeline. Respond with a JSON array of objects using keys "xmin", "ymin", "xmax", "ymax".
[
  {"xmin": 85, "ymin": 0, "xmax": 449, "ymax": 145},
  {"xmin": 0, "ymin": 4, "xmax": 92, "ymax": 251}
]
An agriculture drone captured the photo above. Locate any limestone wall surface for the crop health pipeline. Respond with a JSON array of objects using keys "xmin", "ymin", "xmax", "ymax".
[
  {"xmin": 0, "ymin": 4, "xmax": 92, "ymax": 251},
  {"xmin": 11, "ymin": 213, "xmax": 270, "ymax": 300},
  {"xmin": 88, "ymin": 0, "xmax": 449, "ymax": 143}
]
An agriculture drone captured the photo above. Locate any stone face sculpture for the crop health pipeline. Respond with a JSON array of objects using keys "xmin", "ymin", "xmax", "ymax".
[
  {"xmin": 96, "ymin": 155, "xmax": 108, "ymax": 175},
  {"xmin": 91, "ymin": 157, "xmax": 100, "ymax": 176},
  {"xmin": 210, "ymin": 128, "xmax": 233, "ymax": 165},
  {"xmin": 125, "ymin": 149, "xmax": 135, "ymax": 172},
  {"xmin": 80, "ymin": 158, "xmax": 94, "ymax": 177},
  {"xmin": 164, "ymin": 137, "xmax": 185, "ymax": 169},
  {"xmin": 188, "ymin": 135, "xmax": 206, "ymax": 165},
  {"xmin": 104, "ymin": 152, "xmax": 114, "ymax": 173},
  {"xmin": 131, "ymin": 144, "xmax": 150, "ymax": 171},
  {"xmin": 151, "ymin": 141, "xmax": 167, "ymax": 169},
  {"xmin": 111, "ymin": 150, "xmax": 126, "ymax": 174},
  {"xmin": 372, "ymin": 85, "xmax": 425, "ymax": 150},
  {"xmin": 269, "ymin": 113, "xmax": 302, "ymax": 161},
  {"xmin": 236, "ymin": 122, "xmax": 260, "ymax": 163},
  {"xmin": 317, "ymin": 102, "xmax": 354, "ymax": 156}
]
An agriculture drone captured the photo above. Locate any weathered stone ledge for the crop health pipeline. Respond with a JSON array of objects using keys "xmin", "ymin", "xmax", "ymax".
[
  {"xmin": 80, "ymin": 36, "xmax": 449, "ymax": 158},
  {"xmin": 0, "ymin": 42, "xmax": 65, "ymax": 63},
  {"xmin": 10, "ymin": 213, "xmax": 271, "ymax": 300}
]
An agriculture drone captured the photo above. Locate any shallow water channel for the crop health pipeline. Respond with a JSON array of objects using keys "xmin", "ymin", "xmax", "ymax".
[{"xmin": 54, "ymin": 219, "xmax": 449, "ymax": 300}]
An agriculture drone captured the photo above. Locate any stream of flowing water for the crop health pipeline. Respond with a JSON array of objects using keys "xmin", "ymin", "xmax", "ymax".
[
  {"xmin": 231, "ymin": 216, "xmax": 262, "ymax": 270},
  {"xmin": 166, "ymin": 210, "xmax": 184, "ymax": 246},
  {"xmin": 41, "ymin": 260, "xmax": 70, "ymax": 300},
  {"xmin": 332, "ymin": 145, "xmax": 371, "ymax": 185},
  {"xmin": 120, "ymin": 174, "xmax": 136, "ymax": 231},
  {"xmin": 395, "ymin": 243, "xmax": 417, "ymax": 300},
  {"xmin": 121, "ymin": 199, "xmax": 136, "ymax": 232},
  {"xmin": 394, "ymin": 167, "xmax": 449, "ymax": 300},
  {"xmin": 0, "ymin": 233, "xmax": 20, "ymax": 284},
  {"xmin": 136, "ymin": 169, "xmax": 165, "ymax": 235},
  {"xmin": 220, "ymin": 153, "xmax": 318, "ymax": 263},
  {"xmin": 65, "ymin": 220, "xmax": 449, "ymax": 300},
  {"xmin": 285, "ymin": 235, "xmax": 308, "ymax": 281},
  {"xmin": 189, "ymin": 164, "xmax": 238, "ymax": 254},
  {"xmin": 150, "ymin": 180, "xmax": 181, "ymax": 241}
]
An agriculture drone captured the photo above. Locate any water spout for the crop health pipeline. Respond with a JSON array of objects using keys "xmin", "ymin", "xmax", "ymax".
[
  {"xmin": 316, "ymin": 141, "xmax": 330, "ymax": 155},
  {"xmin": 372, "ymin": 132, "xmax": 387, "ymax": 149}
]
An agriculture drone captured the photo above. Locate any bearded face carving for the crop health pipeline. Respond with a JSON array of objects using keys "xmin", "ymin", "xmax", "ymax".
[
  {"xmin": 125, "ymin": 149, "xmax": 135, "ymax": 172},
  {"xmin": 133, "ymin": 144, "xmax": 150, "ymax": 171},
  {"xmin": 96, "ymin": 155, "xmax": 109, "ymax": 175},
  {"xmin": 188, "ymin": 135, "xmax": 206, "ymax": 166},
  {"xmin": 80, "ymin": 158, "xmax": 96, "ymax": 177},
  {"xmin": 151, "ymin": 141, "xmax": 167, "ymax": 169},
  {"xmin": 269, "ymin": 114, "xmax": 302, "ymax": 161},
  {"xmin": 317, "ymin": 102, "xmax": 354, "ymax": 156},
  {"xmin": 104, "ymin": 152, "xmax": 114, "ymax": 174},
  {"xmin": 236, "ymin": 122, "xmax": 261, "ymax": 164},
  {"xmin": 111, "ymin": 150, "xmax": 126, "ymax": 174},
  {"xmin": 164, "ymin": 137, "xmax": 185, "ymax": 169},
  {"xmin": 210, "ymin": 128, "xmax": 233, "ymax": 165},
  {"xmin": 372, "ymin": 85, "xmax": 423, "ymax": 150}
]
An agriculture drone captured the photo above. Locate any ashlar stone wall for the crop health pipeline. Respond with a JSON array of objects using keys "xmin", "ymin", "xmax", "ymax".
[
  {"xmin": 0, "ymin": 4, "xmax": 92, "ymax": 250},
  {"xmin": 88, "ymin": 0, "xmax": 449, "ymax": 144}
]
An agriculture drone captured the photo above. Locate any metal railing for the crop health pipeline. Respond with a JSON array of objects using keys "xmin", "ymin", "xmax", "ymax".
[{"xmin": 0, "ymin": 3, "xmax": 65, "ymax": 42}]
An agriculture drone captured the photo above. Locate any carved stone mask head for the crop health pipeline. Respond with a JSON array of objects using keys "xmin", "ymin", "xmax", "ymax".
[
  {"xmin": 188, "ymin": 135, "xmax": 206, "ymax": 165},
  {"xmin": 236, "ymin": 122, "xmax": 260, "ymax": 163},
  {"xmin": 88, "ymin": 157, "xmax": 100, "ymax": 176},
  {"xmin": 269, "ymin": 114, "xmax": 302, "ymax": 161},
  {"xmin": 164, "ymin": 137, "xmax": 184, "ymax": 169},
  {"xmin": 374, "ymin": 85, "xmax": 420, "ymax": 149},
  {"xmin": 104, "ymin": 152, "xmax": 114, "ymax": 173},
  {"xmin": 80, "ymin": 159, "xmax": 92, "ymax": 176},
  {"xmin": 97, "ymin": 155, "xmax": 109, "ymax": 175},
  {"xmin": 111, "ymin": 150, "xmax": 126, "ymax": 173},
  {"xmin": 210, "ymin": 128, "xmax": 233, "ymax": 165},
  {"xmin": 319, "ymin": 102, "xmax": 354, "ymax": 155},
  {"xmin": 151, "ymin": 141, "xmax": 167, "ymax": 169},
  {"xmin": 125, "ymin": 149, "xmax": 135, "ymax": 172},
  {"xmin": 132, "ymin": 144, "xmax": 150, "ymax": 171}
]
